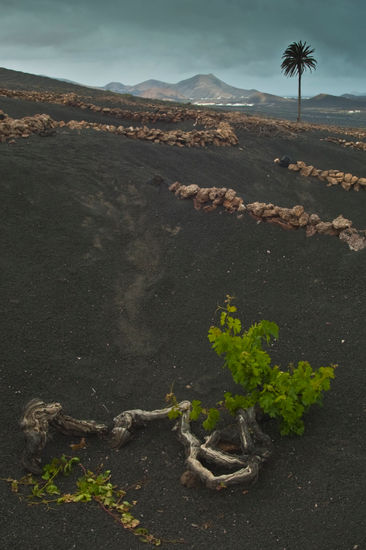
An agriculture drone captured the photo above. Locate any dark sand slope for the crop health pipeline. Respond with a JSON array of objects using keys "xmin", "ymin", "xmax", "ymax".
[{"xmin": 0, "ymin": 97, "xmax": 365, "ymax": 550}]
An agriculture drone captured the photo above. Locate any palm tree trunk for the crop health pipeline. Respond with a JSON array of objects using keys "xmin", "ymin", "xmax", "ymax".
[{"xmin": 297, "ymin": 71, "xmax": 302, "ymax": 123}]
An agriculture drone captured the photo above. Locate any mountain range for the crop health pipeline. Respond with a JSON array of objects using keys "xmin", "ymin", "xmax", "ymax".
[
  {"xmin": 1, "ymin": 66, "xmax": 365, "ymax": 119},
  {"xmin": 103, "ymin": 73, "xmax": 290, "ymax": 105},
  {"xmin": 103, "ymin": 73, "xmax": 366, "ymax": 108}
]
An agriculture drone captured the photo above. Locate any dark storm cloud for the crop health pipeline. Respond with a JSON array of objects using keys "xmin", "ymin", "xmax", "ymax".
[{"xmin": 0, "ymin": 0, "xmax": 365, "ymax": 94}]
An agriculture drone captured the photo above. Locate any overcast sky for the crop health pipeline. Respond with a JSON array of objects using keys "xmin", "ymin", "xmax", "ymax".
[{"xmin": 1, "ymin": 0, "xmax": 365, "ymax": 96}]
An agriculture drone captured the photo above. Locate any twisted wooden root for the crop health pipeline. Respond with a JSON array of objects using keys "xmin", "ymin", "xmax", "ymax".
[
  {"xmin": 20, "ymin": 399, "xmax": 108, "ymax": 474},
  {"xmin": 20, "ymin": 399, "xmax": 272, "ymax": 488},
  {"xmin": 176, "ymin": 406, "xmax": 272, "ymax": 489}
]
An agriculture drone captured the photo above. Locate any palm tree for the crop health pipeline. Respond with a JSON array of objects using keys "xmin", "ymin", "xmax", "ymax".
[{"xmin": 281, "ymin": 41, "xmax": 317, "ymax": 122}]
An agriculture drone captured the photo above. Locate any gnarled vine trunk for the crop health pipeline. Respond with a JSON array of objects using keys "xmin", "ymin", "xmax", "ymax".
[{"xmin": 20, "ymin": 399, "xmax": 272, "ymax": 489}]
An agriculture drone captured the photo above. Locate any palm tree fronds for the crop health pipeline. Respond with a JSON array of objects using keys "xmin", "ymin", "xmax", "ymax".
[
  {"xmin": 281, "ymin": 40, "xmax": 317, "ymax": 123},
  {"xmin": 281, "ymin": 40, "xmax": 317, "ymax": 77}
]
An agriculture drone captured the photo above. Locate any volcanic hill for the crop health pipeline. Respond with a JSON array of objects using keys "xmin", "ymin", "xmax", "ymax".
[{"xmin": 1, "ymin": 66, "xmax": 365, "ymax": 550}]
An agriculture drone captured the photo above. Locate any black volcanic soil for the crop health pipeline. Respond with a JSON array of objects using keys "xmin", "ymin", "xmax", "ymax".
[{"xmin": 0, "ymin": 94, "xmax": 365, "ymax": 550}]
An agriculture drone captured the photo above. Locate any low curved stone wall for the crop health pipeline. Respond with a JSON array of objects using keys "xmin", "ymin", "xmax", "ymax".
[
  {"xmin": 169, "ymin": 182, "xmax": 246, "ymax": 212},
  {"xmin": 277, "ymin": 159, "xmax": 366, "ymax": 191},
  {"xmin": 322, "ymin": 136, "xmax": 366, "ymax": 152},
  {"xmin": 169, "ymin": 181, "xmax": 366, "ymax": 251},
  {"xmin": 0, "ymin": 110, "xmax": 238, "ymax": 147},
  {"xmin": 0, "ymin": 110, "xmax": 57, "ymax": 142},
  {"xmin": 0, "ymin": 88, "xmax": 206, "ymax": 125},
  {"xmin": 60, "ymin": 119, "xmax": 238, "ymax": 147}
]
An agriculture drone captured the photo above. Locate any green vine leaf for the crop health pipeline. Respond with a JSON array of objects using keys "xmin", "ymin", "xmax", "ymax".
[
  {"xmin": 205, "ymin": 297, "xmax": 336, "ymax": 435},
  {"xmin": 4, "ymin": 456, "xmax": 162, "ymax": 546},
  {"xmin": 190, "ymin": 400, "xmax": 203, "ymax": 421},
  {"xmin": 202, "ymin": 408, "xmax": 220, "ymax": 431}
]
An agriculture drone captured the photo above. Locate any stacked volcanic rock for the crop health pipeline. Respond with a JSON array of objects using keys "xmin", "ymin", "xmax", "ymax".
[
  {"xmin": 169, "ymin": 182, "xmax": 246, "ymax": 212},
  {"xmin": 247, "ymin": 203, "xmax": 366, "ymax": 251},
  {"xmin": 60, "ymin": 94, "xmax": 202, "ymax": 124},
  {"xmin": 0, "ymin": 88, "xmax": 166, "ymax": 113},
  {"xmin": 0, "ymin": 109, "xmax": 237, "ymax": 147},
  {"xmin": 0, "ymin": 89, "xmax": 63, "ymax": 104},
  {"xmin": 280, "ymin": 159, "xmax": 366, "ymax": 191},
  {"xmin": 322, "ymin": 136, "xmax": 366, "ymax": 152},
  {"xmin": 328, "ymin": 127, "xmax": 366, "ymax": 140},
  {"xmin": 247, "ymin": 203, "xmax": 345, "ymax": 235},
  {"xmin": 246, "ymin": 202, "xmax": 310, "ymax": 229},
  {"xmin": 0, "ymin": 88, "xmax": 208, "ymax": 125},
  {"xmin": 59, "ymin": 119, "xmax": 238, "ymax": 147},
  {"xmin": 84, "ymin": 104, "xmax": 213, "ymax": 125},
  {"xmin": 0, "ymin": 111, "xmax": 57, "ymax": 142},
  {"xmin": 169, "ymin": 182, "xmax": 366, "ymax": 251},
  {"xmin": 201, "ymin": 110, "xmax": 301, "ymax": 137}
]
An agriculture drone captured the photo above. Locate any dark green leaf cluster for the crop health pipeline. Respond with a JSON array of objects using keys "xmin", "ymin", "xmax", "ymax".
[
  {"xmin": 204, "ymin": 297, "xmax": 336, "ymax": 435},
  {"xmin": 281, "ymin": 40, "xmax": 317, "ymax": 77}
]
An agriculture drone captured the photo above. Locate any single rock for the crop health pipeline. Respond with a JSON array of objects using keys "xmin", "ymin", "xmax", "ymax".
[
  {"xmin": 179, "ymin": 184, "xmax": 199, "ymax": 198},
  {"xmin": 180, "ymin": 470, "xmax": 201, "ymax": 488},
  {"xmin": 306, "ymin": 225, "xmax": 317, "ymax": 237},
  {"xmin": 300, "ymin": 165, "xmax": 314, "ymax": 177},
  {"xmin": 298, "ymin": 212, "xmax": 309, "ymax": 227},
  {"xmin": 339, "ymin": 229, "xmax": 366, "ymax": 251},
  {"xmin": 277, "ymin": 207, "xmax": 292, "ymax": 222},
  {"xmin": 341, "ymin": 181, "xmax": 352, "ymax": 191},
  {"xmin": 169, "ymin": 182, "xmax": 181, "ymax": 192},
  {"xmin": 318, "ymin": 170, "xmax": 328, "ymax": 181},
  {"xmin": 315, "ymin": 222, "xmax": 337, "ymax": 235},
  {"xmin": 326, "ymin": 176, "xmax": 339, "ymax": 186},
  {"xmin": 231, "ymin": 197, "xmax": 245, "ymax": 210},
  {"xmin": 291, "ymin": 205, "xmax": 305, "ymax": 218},
  {"xmin": 208, "ymin": 188, "xmax": 219, "ymax": 200},
  {"xmin": 225, "ymin": 188, "xmax": 237, "ymax": 201},
  {"xmin": 309, "ymin": 213, "xmax": 321, "ymax": 225},
  {"xmin": 196, "ymin": 188, "xmax": 210, "ymax": 202},
  {"xmin": 223, "ymin": 199, "xmax": 235, "ymax": 211},
  {"xmin": 213, "ymin": 196, "xmax": 224, "ymax": 206},
  {"xmin": 246, "ymin": 202, "xmax": 267, "ymax": 217},
  {"xmin": 332, "ymin": 215, "xmax": 352, "ymax": 231},
  {"xmin": 262, "ymin": 206, "xmax": 276, "ymax": 218}
]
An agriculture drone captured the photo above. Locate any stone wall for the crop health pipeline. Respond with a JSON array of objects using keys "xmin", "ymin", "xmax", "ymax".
[
  {"xmin": 4, "ymin": 87, "xmax": 364, "ymax": 141},
  {"xmin": 0, "ymin": 110, "xmax": 57, "ymax": 142},
  {"xmin": 0, "ymin": 88, "xmax": 206, "ymax": 125},
  {"xmin": 169, "ymin": 181, "xmax": 366, "ymax": 251},
  {"xmin": 0, "ymin": 110, "xmax": 238, "ymax": 147},
  {"xmin": 278, "ymin": 159, "xmax": 366, "ymax": 191},
  {"xmin": 169, "ymin": 182, "xmax": 245, "ymax": 212},
  {"xmin": 59, "ymin": 119, "xmax": 238, "ymax": 147},
  {"xmin": 322, "ymin": 136, "xmax": 366, "ymax": 152}
]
